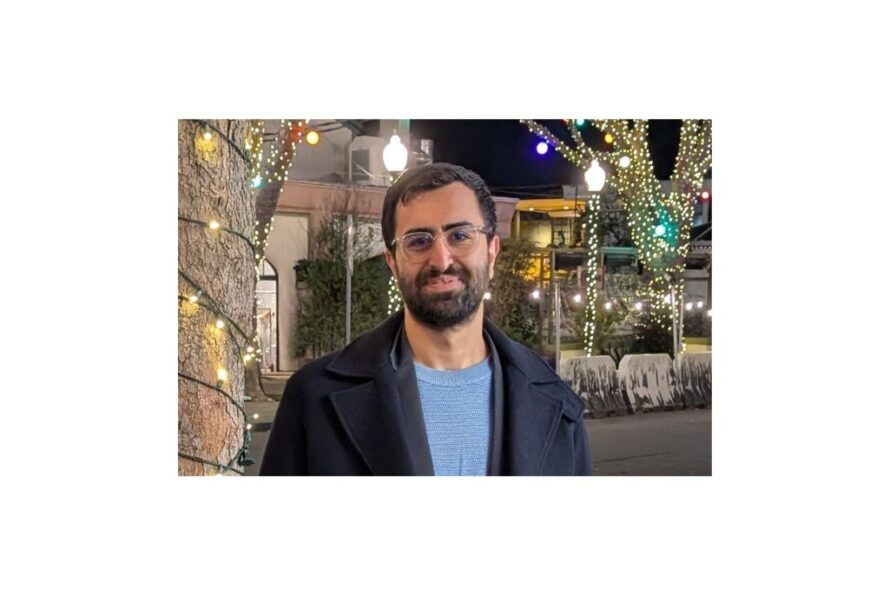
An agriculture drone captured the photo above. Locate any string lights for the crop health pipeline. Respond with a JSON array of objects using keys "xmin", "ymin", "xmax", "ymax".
[
  {"xmin": 180, "ymin": 119, "xmax": 294, "ymax": 476},
  {"xmin": 249, "ymin": 120, "xmax": 306, "ymax": 280},
  {"xmin": 521, "ymin": 119, "xmax": 712, "ymax": 355},
  {"xmin": 582, "ymin": 189, "xmax": 601, "ymax": 356},
  {"xmin": 387, "ymin": 274, "xmax": 402, "ymax": 316}
]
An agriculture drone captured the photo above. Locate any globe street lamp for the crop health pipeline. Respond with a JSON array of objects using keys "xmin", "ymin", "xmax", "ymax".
[
  {"xmin": 382, "ymin": 133, "xmax": 408, "ymax": 183},
  {"xmin": 584, "ymin": 160, "xmax": 606, "ymax": 193}
]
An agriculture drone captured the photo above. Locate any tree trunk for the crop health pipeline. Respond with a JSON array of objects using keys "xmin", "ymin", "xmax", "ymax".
[{"xmin": 178, "ymin": 120, "xmax": 254, "ymax": 476}]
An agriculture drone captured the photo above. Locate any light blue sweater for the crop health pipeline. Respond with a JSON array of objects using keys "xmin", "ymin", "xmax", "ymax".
[{"xmin": 413, "ymin": 356, "xmax": 493, "ymax": 476}]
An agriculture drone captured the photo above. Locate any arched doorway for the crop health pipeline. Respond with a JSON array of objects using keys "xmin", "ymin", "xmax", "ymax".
[{"xmin": 256, "ymin": 260, "xmax": 279, "ymax": 372}]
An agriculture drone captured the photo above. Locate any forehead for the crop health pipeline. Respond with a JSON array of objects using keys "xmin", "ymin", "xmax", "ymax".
[{"xmin": 393, "ymin": 182, "xmax": 484, "ymax": 233}]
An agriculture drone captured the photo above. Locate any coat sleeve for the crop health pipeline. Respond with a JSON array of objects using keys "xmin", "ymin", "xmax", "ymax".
[
  {"xmin": 573, "ymin": 416, "xmax": 593, "ymax": 476},
  {"xmin": 259, "ymin": 376, "xmax": 307, "ymax": 475}
]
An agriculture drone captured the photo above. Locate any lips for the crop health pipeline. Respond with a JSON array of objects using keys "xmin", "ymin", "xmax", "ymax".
[{"xmin": 426, "ymin": 275, "xmax": 460, "ymax": 286}]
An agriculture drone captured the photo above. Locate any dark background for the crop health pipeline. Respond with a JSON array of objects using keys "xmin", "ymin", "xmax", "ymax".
[{"xmin": 362, "ymin": 119, "xmax": 687, "ymax": 197}]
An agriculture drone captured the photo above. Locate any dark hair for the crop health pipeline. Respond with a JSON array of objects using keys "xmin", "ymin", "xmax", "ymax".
[{"xmin": 381, "ymin": 163, "xmax": 497, "ymax": 253}]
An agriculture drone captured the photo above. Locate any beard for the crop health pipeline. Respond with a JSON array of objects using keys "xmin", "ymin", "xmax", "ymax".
[{"xmin": 397, "ymin": 259, "xmax": 489, "ymax": 331}]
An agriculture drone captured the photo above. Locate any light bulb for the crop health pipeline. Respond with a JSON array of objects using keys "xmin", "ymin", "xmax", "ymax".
[
  {"xmin": 605, "ymin": 302, "xmax": 613, "ymax": 310},
  {"xmin": 209, "ymin": 220, "xmax": 220, "ymax": 231},
  {"xmin": 215, "ymin": 319, "xmax": 225, "ymax": 329},
  {"xmin": 217, "ymin": 368, "xmax": 228, "ymax": 383},
  {"xmin": 584, "ymin": 160, "xmax": 606, "ymax": 192},
  {"xmin": 619, "ymin": 155, "xmax": 631, "ymax": 168},
  {"xmin": 382, "ymin": 134, "xmax": 408, "ymax": 172}
]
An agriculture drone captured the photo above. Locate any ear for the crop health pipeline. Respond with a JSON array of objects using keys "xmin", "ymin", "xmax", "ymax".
[
  {"xmin": 487, "ymin": 234, "xmax": 500, "ymax": 280},
  {"xmin": 384, "ymin": 249, "xmax": 398, "ymax": 277}
]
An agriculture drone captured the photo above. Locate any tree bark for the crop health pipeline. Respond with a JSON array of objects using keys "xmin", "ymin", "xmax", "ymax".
[{"xmin": 178, "ymin": 120, "xmax": 254, "ymax": 476}]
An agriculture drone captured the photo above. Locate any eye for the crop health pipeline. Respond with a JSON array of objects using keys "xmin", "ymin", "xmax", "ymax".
[
  {"xmin": 404, "ymin": 233, "xmax": 433, "ymax": 251},
  {"xmin": 448, "ymin": 228, "xmax": 473, "ymax": 243}
]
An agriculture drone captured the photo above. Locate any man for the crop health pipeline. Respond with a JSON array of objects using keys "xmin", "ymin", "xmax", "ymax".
[{"xmin": 260, "ymin": 163, "xmax": 592, "ymax": 475}]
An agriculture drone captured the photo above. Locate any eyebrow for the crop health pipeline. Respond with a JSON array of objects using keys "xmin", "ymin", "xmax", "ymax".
[{"xmin": 403, "ymin": 221, "xmax": 475, "ymax": 235}]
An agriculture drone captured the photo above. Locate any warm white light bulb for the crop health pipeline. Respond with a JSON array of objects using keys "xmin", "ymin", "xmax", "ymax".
[
  {"xmin": 619, "ymin": 155, "xmax": 631, "ymax": 168},
  {"xmin": 209, "ymin": 220, "xmax": 220, "ymax": 230},
  {"xmin": 217, "ymin": 368, "xmax": 228, "ymax": 383},
  {"xmin": 697, "ymin": 301, "xmax": 704, "ymax": 309},
  {"xmin": 215, "ymin": 319, "xmax": 225, "ymax": 329},
  {"xmin": 531, "ymin": 290, "xmax": 540, "ymax": 300},
  {"xmin": 605, "ymin": 302, "xmax": 613, "ymax": 310},
  {"xmin": 252, "ymin": 413, "xmax": 259, "ymax": 419},
  {"xmin": 686, "ymin": 303, "xmax": 693, "ymax": 311},
  {"xmin": 382, "ymin": 134, "xmax": 408, "ymax": 172},
  {"xmin": 484, "ymin": 291, "xmax": 492, "ymax": 300},
  {"xmin": 584, "ymin": 160, "xmax": 606, "ymax": 192},
  {"xmin": 573, "ymin": 294, "xmax": 582, "ymax": 303},
  {"xmin": 634, "ymin": 302, "xmax": 643, "ymax": 311}
]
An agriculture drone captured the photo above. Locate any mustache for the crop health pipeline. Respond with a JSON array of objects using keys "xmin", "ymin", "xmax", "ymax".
[{"xmin": 416, "ymin": 264, "xmax": 470, "ymax": 287}]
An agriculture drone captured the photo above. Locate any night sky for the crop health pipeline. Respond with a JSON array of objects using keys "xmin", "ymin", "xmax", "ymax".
[{"xmin": 402, "ymin": 119, "xmax": 686, "ymax": 198}]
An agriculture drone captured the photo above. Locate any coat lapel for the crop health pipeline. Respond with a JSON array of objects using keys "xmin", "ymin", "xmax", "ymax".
[
  {"xmin": 325, "ymin": 312, "xmax": 424, "ymax": 476},
  {"xmin": 328, "ymin": 367, "xmax": 417, "ymax": 476},
  {"xmin": 502, "ymin": 364, "xmax": 566, "ymax": 475},
  {"xmin": 484, "ymin": 319, "xmax": 575, "ymax": 476}
]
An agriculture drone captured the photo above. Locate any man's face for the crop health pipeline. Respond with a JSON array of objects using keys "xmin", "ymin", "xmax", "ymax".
[{"xmin": 385, "ymin": 182, "xmax": 500, "ymax": 330}]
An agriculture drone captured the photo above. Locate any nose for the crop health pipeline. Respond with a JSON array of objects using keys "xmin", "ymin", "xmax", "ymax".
[{"xmin": 427, "ymin": 233, "xmax": 454, "ymax": 270}]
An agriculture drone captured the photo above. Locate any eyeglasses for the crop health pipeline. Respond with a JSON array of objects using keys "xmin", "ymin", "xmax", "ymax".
[{"xmin": 391, "ymin": 224, "xmax": 490, "ymax": 263}]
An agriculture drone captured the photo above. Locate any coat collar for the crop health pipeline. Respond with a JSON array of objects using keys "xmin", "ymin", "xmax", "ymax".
[{"xmin": 325, "ymin": 311, "xmax": 582, "ymax": 475}]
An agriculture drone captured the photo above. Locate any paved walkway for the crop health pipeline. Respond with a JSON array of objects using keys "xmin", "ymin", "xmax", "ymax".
[{"xmin": 585, "ymin": 408, "xmax": 711, "ymax": 475}]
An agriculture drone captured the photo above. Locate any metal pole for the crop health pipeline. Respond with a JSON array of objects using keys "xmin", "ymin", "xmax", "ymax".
[
  {"xmin": 677, "ymin": 290, "xmax": 685, "ymax": 399},
  {"xmin": 554, "ymin": 281, "xmax": 561, "ymax": 371},
  {"xmin": 346, "ymin": 214, "xmax": 353, "ymax": 344},
  {"xmin": 670, "ymin": 283, "xmax": 678, "ymax": 358}
]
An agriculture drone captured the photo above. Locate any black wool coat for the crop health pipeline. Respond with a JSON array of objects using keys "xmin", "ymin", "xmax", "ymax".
[{"xmin": 259, "ymin": 312, "xmax": 592, "ymax": 476}]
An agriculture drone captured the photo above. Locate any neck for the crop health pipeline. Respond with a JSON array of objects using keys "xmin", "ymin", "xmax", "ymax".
[{"xmin": 403, "ymin": 308, "xmax": 488, "ymax": 370}]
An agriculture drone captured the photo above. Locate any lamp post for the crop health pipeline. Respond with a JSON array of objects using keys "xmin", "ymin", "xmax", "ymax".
[{"xmin": 581, "ymin": 160, "xmax": 606, "ymax": 356}]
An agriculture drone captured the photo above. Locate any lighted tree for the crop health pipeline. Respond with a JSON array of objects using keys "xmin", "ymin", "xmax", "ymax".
[
  {"xmin": 178, "ymin": 119, "xmax": 304, "ymax": 476},
  {"xmin": 521, "ymin": 119, "xmax": 711, "ymax": 354},
  {"xmin": 178, "ymin": 120, "xmax": 255, "ymax": 476}
]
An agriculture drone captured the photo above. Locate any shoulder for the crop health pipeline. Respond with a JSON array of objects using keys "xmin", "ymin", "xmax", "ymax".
[{"xmin": 485, "ymin": 321, "xmax": 585, "ymax": 419}]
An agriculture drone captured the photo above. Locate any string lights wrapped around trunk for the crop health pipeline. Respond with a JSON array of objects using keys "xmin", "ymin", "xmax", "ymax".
[{"xmin": 178, "ymin": 119, "xmax": 303, "ymax": 475}]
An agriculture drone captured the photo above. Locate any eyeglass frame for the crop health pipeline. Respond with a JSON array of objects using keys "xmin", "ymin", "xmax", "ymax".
[{"xmin": 390, "ymin": 224, "xmax": 492, "ymax": 262}]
